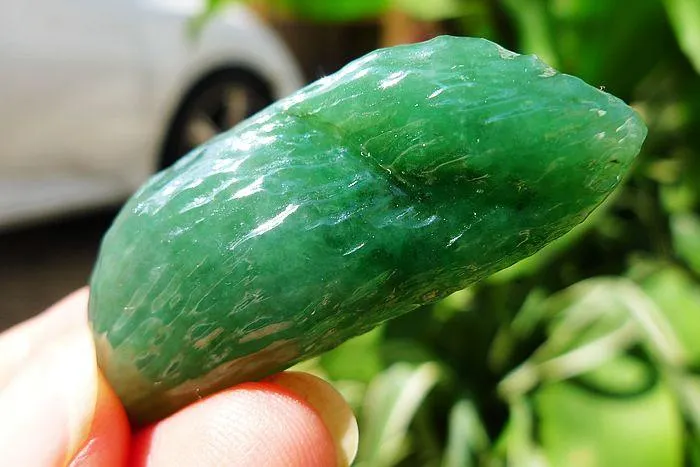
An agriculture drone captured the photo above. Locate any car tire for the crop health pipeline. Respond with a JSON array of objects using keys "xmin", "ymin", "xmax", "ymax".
[{"xmin": 159, "ymin": 69, "xmax": 273, "ymax": 169}]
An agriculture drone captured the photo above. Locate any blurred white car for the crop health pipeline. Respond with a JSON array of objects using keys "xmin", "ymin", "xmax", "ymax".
[{"xmin": 0, "ymin": 0, "xmax": 304, "ymax": 229}]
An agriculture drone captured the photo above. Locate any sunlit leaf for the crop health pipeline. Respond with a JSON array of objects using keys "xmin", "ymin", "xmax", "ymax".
[
  {"xmin": 393, "ymin": 0, "xmax": 465, "ymax": 21},
  {"xmin": 662, "ymin": 0, "xmax": 700, "ymax": 74},
  {"xmin": 271, "ymin": 0, "xmax": 388, "ymax": 21},
  {"xmin": 194, "ymin": 0, "xmax": 240, "ymax": 35},
  {"xmin": 432, "ymin": 288, "xmax": 474, "ymax": 322},
  {"xmin": 502, "ymin": 398, "xmax": 548, "ymax": 467},
  {"xmin": 320, "ymin": 327, "xmax": 384, "ymax": 383},
  {"xmin": 535, "ymin": 378, "xmax": 684, "ymax": 467},
  {"xmin": 642, "ymin": 267, "xmax": 700, "ymax": 363},
  {"xmin": 672, "ymin": 373, "xmax": 700, "ymax": 438},
  {"xmin": 670, "ymin": 213, "xmax": 700, "ymax": 275},
  {"xmin": 441, "ymin": 398, "xmax": 490, "ymax": 467},
  {"xmin": 355, "ymin": 362, "xmax": 441, "ymax": 467},
  {"xmin": 660, "ymin": 183, "xmax": 698, "ymax": 214},
  {"xmin": 499, "ymin": 0, "xmax": 558, "ymax": 66}
]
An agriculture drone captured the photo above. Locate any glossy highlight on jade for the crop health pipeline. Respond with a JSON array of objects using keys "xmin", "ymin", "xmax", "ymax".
[{"xmin": 88, "ymin": 36, "xmax": 648, "ymax": 424}]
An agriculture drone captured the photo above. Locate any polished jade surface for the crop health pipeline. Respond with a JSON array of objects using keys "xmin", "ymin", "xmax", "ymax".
[{"xmin": 88, "ymin": 36, "xmax": 647, "ymax": 424}]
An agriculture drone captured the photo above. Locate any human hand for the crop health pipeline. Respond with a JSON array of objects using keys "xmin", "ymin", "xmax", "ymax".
[{"xmin": 0, "ymin": 289, "xmax": 358, "ymax": 466}]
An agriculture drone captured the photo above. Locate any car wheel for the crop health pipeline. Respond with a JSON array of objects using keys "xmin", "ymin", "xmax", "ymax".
[{"xmin": 160, "ymin": 69, "xmax": 273, "ymax": 169}]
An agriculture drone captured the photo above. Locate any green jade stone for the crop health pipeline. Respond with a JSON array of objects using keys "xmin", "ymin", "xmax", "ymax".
[{"xmin": 89, "ymin": 36, "xmax": 647, "ymax": 424}]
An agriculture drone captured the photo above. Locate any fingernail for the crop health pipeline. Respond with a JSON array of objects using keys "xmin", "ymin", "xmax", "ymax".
[
  {"xmin": 0, "ymin": 330, "xmax": 98, "ymax": 466},
  {"xmin": 269, "ymin": 372, "xmax": 359, "ymax": 467}
]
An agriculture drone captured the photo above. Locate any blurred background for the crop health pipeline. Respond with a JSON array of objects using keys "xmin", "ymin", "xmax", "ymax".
[{"xmin": 1, "ymin": 0, "xmax": 700, "ymax": 465}]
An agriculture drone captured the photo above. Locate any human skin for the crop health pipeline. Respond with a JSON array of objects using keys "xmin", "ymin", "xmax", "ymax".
[{"xmin": 0, "ymin": 289, "xmax": 358, "ymax": 466}]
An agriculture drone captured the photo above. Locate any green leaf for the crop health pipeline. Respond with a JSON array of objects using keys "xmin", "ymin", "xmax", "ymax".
[
  {"xmin": 441, "ymin": 398, "xmax": 490, "ymax": 467},
  {"xmin": 272, "ymin": 0, "xmax": 388, "ymax": 21},
  {"xmin": 193, "ymin": 0, "xmax": 238, "ymax": 35},
  {"xmin": 204, "ymin": 0, "xmax": 388, "ymax": 22},
  {"xmin": 204, "ymin": 0, "xmax": 234, "ymax": 14},
  {"xmin": 393, "ymin": 0, "xmax": 466, "ymax": 21},
  {"xmin": 355, "ymin": 362, "xmax": 441, "ymax": 467},
  {"xmin": 535, "ymin": 378, "xmax": 684, "ymax": 467},
  {"xmin": 662, "ymin": 0, "xmax": 700, "ymax": 74},
  {"xmin": 320, "ymin": 327, "xmax": 385, "ymax": 383},
  {"xmin": 641, "ymin": 267, "xmax": 700, "ymax": 364},
  {"xmin": 670, "ymin": 213, "xmax": 700, "ymax": 274},
  {"xmin": 678, "ymin": 374, "xmax": 700, "ymax": 435},
  {"xmin": 691, "ymin": 439, "xmax": 700, "ymax": 467},
  {"xmin": 546, "ymin": 0, "xmax": 670, "ymax": 97},
  {"xmin": 499, "ymin": 277, "xmax": 688, "ymax": 397},
  {"xmin": 499, "ymin": 0, "xmax": 559, "ymax": 67},
  {"xmin": 501, "ymin": 398, "xmax": 548, "ymax": 467},
  {"xmin": 660, "ymin": 182, "xmax": 698, "ymax": 214}
]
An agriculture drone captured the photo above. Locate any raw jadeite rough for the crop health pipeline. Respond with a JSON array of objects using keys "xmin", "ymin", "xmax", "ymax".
[{"xmin": 89, "ymin": 36, "xmax": 647, "ymax": 424}]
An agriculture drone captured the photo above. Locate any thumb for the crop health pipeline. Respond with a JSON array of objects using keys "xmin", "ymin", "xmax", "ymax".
[
  {"xmin": 131, "ymin": 372, "xmax": 359, "ymax": 467},
  {"xmin": 0, "ymin": 328, "xmax": 130, "ymax": 466}
]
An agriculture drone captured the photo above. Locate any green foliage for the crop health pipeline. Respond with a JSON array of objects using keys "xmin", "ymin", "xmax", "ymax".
[
  {"xmin": 393, "ymin": 0, "xmax": 467, "ymax": 22},
  {"xmin": 266, "ymin": 0, "xmax": 389, "ymax": 22},
  {"xmin": 205, "ymin": 0, "xmax": 700, "ymax": 464},
  {"xmin": 202, "ymin": 0, "xmax": 388, "ymax": 22},
  {"xmin": 663, "ymin": 0, "xmax": 700, "ymax": 75},
  {"xmin": 356, "ymin": 362, "xmax": 442, "ymax": 467}
]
